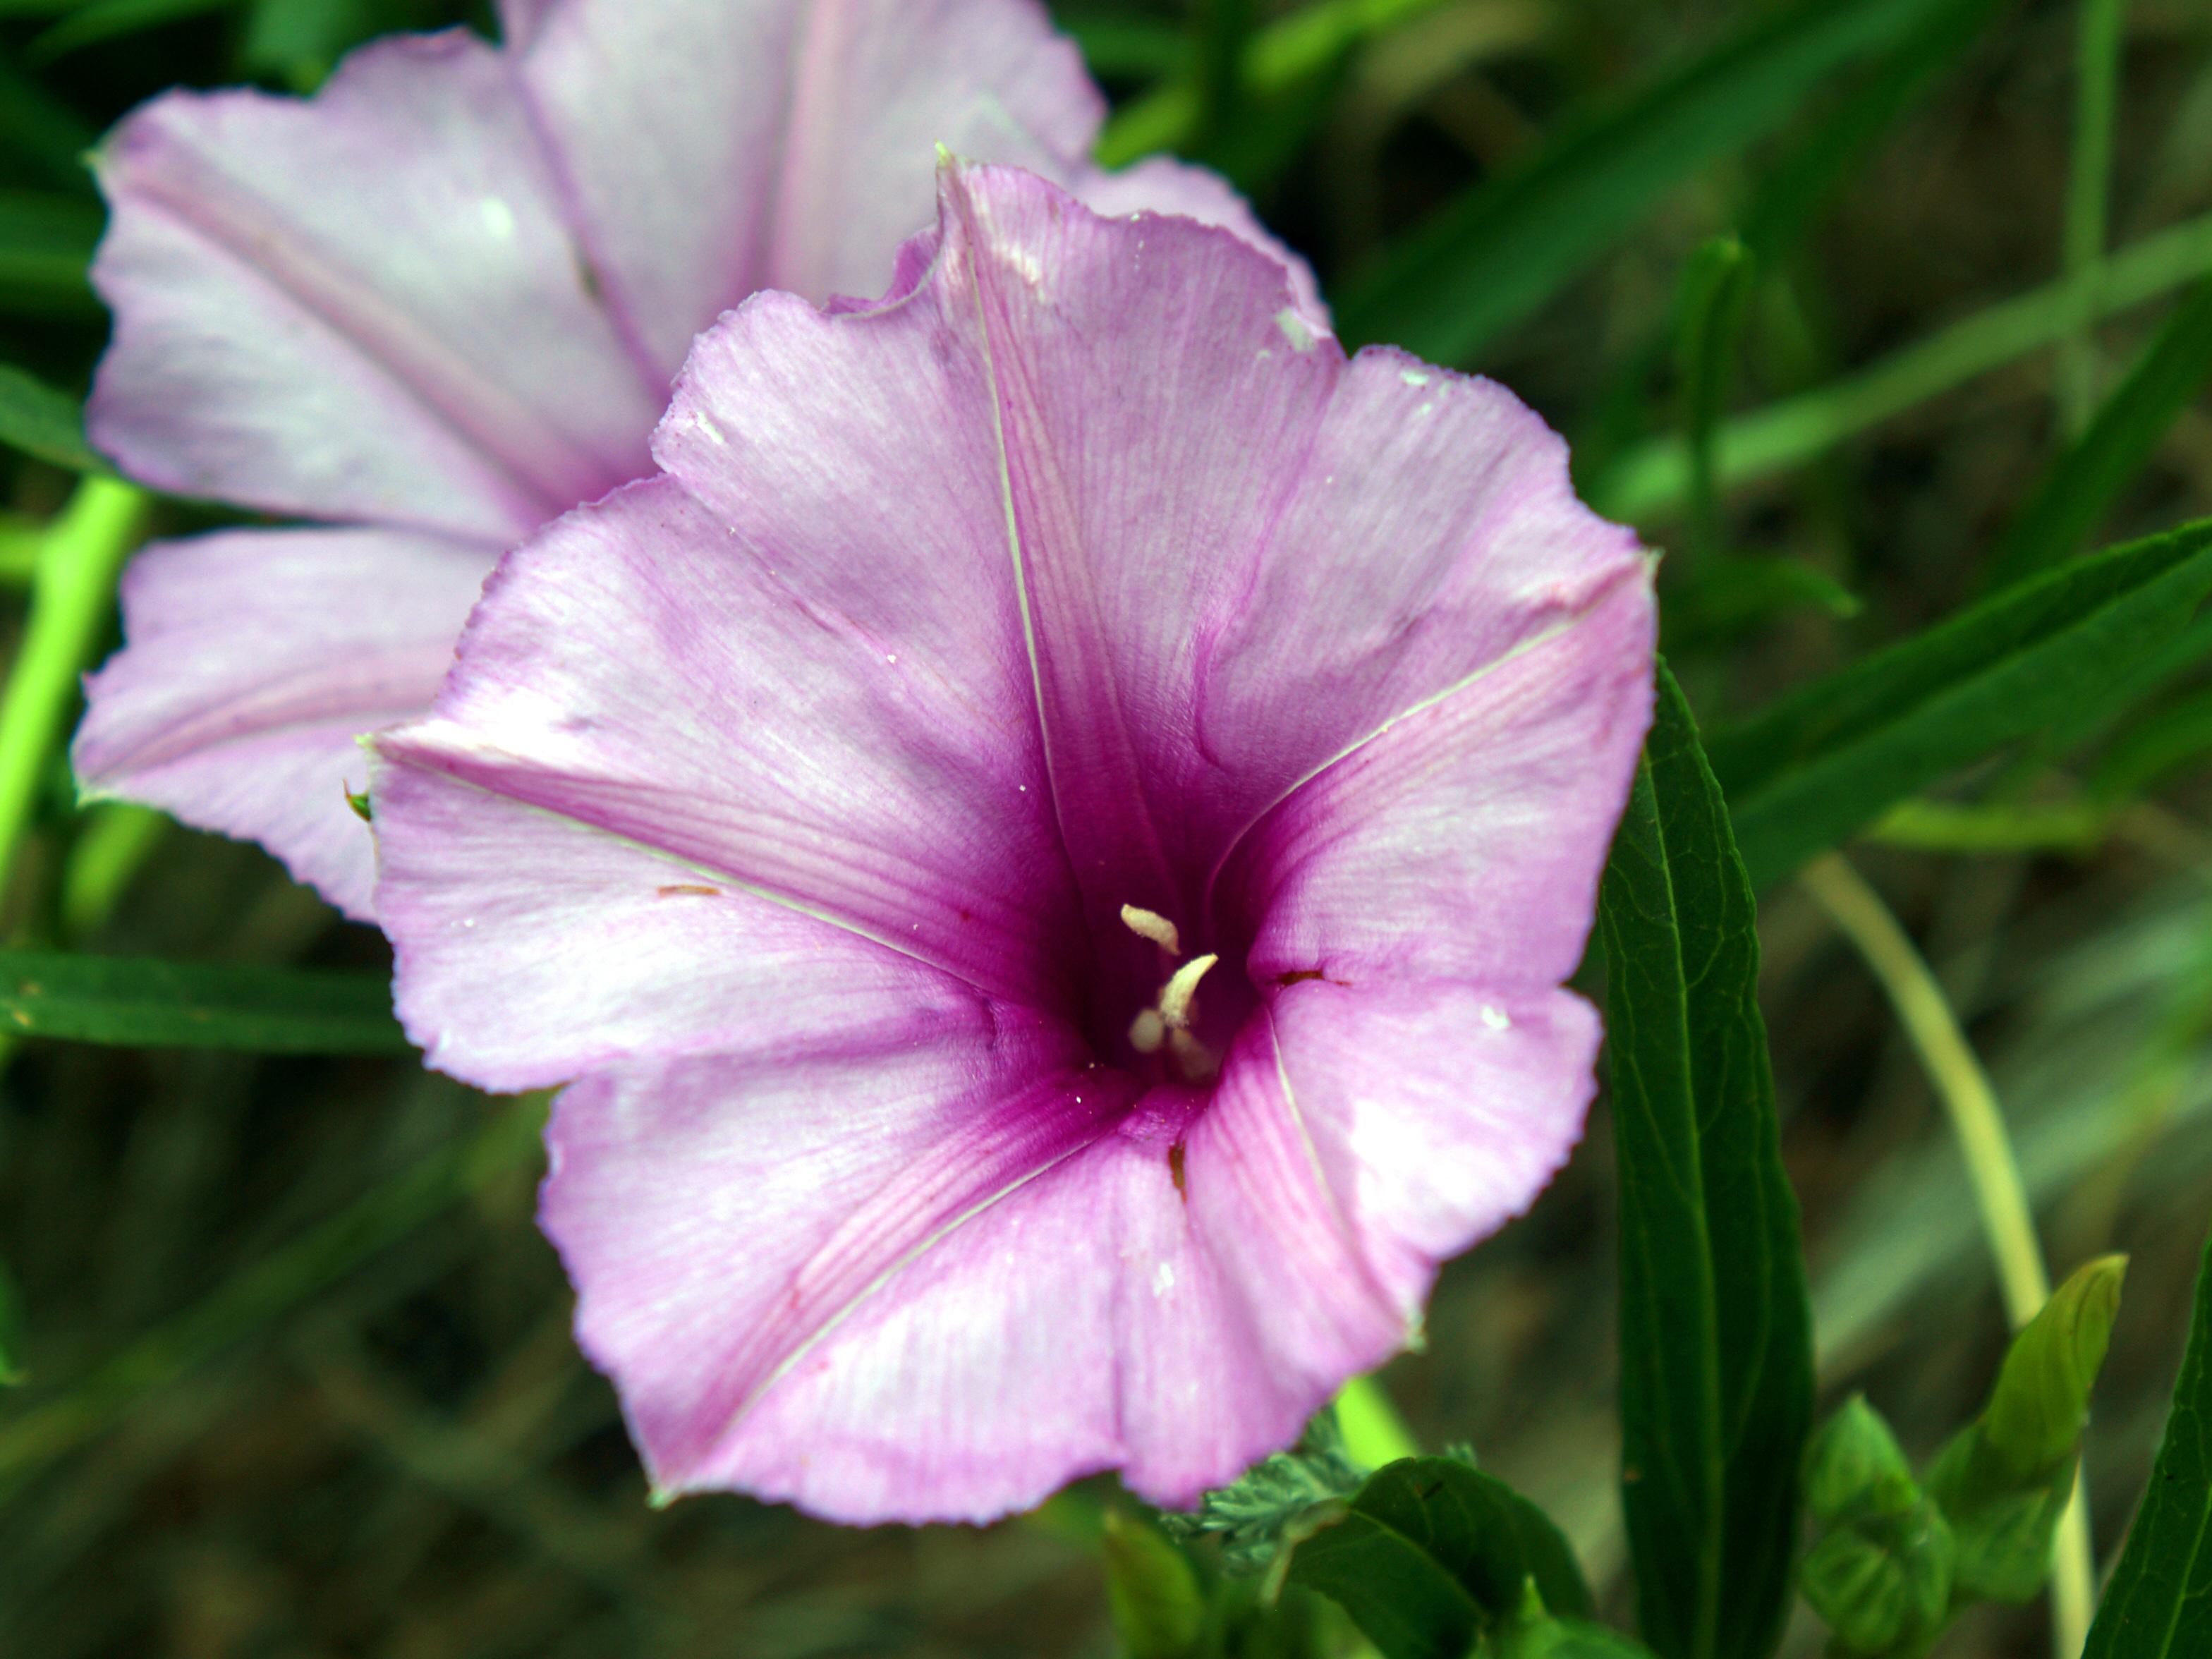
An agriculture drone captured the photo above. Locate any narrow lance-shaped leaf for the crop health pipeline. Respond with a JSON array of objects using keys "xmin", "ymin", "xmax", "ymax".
[
  {"xmin": 1708, "ymin": 519, "xmax": 2212, "ymax": 889},
  {"xmin": 1287, "ymin": 1457, "xmax": 1593, "ymax": 1659},
  {"xmin": 2081, "ymin": 1227, "xmax": 2212, "ymax": 1659},
  {"xmin": 1597, "ymin": 662, "xmax": 1815, "ymax": 1659},
  {"xmin": 1334, "ymin": 0, "xmax": 1960, "ymax": 363},
  {"xmin": 0, "ymin": 949, "xmax": 411, "ymax": 1053},
  {"xmin": 1982, "ymin": 276, "xmax": 2212, "ymax": 592}
]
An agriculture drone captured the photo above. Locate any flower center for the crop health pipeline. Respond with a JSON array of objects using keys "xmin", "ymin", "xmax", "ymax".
[{"xmin": 1118, "ymin": 904, "xmax": 1224, "ymax": 1083}]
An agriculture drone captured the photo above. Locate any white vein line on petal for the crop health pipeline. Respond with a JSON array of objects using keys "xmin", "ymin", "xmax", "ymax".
[
  {"xmin": 121, "ymin": 171, "xmax": 612, "ymax": 518},
  {"xmin": 1262, "ymin": 1000, "xmax": 1406, "ymax": 1336},
  {"xmin": 957, "ymin": 180, "xmax": 1079, "ymax": 897},
  {"xmin": 379, "ymin": 751, "xmax": 1031, "ymax": 1012},
  {"xmin": 681, "ymin": 1123, "xmax": 1117, "ymax": 1490},
  {"xmin": 1201, "ymin": 569, "xmax": 1640, "ymax": 920}
]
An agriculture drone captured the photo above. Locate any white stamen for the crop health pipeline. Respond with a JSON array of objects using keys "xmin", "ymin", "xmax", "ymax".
[
  {"xmin": 1158, "ymin": 953, "xmax": 1218, "ymax": 1031},
  {"xmin": 1129, "ymin": 1007, "xmax": 1167, "ymax": 1055},
  {"xmin": 1119, "ymin": 904, "xmax": 1181, "ymax": 955}
]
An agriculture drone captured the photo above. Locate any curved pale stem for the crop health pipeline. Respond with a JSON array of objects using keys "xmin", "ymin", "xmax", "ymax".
[{"xmin": 1801, "ymin": 852, "xmax": 2094, "ymax": 1656}]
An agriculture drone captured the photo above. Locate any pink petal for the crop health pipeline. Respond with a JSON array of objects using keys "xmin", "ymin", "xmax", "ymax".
[
  {"xmin": 545, "ymin": 1015, "xmax": 1416, "ymax": 1522},
  {"xmin": 377, "ymin": 478, "xmax": 1081, "ymax": 1023},
  {"xmin": 1226, "ymin": 569, "xmax": 1656, "ymax": 988},
  {"xmin": 87, "ymin": 30, "xmax": 660, "ymax": 540},
  {"xmin": 504, "ymin": 0, "xmax": 1107, "ymax": 376},
  {"xmin": 1073, "ymin": 154, "xmax": 1330, "ymax": 329},
  {"xmin": 73, "ymin": 527, "xmax": 495, "ymax": 920}
]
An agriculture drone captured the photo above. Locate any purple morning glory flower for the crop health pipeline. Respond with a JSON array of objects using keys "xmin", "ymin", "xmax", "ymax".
[
  {"xmin": 366, "ymin": 161, "xmax": 1657, "ymax": 1524},
  {"xmin": 70, "ymin": 0, "xmax": 1311, "ymax": 921}
]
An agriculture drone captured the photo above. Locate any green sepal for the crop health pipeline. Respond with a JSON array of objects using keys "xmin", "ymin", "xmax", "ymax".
[
  {"xmin": 1920, "ymin": 1256, "xmax": 2126, "ymax": 1604},
  {"xmin": 1102, "ymin": 1507, "xmax": 1207, "ymax": 1659},
  {"xmin": 1798, "ymin": 1496, "xmax": 1955, "ymax": 1657},
  {"xmin": 1803, "ymin": 1396, "xmax": 1917, "ymax": 1525},
  {"xmin": 1983, "ymin": 1255, "xmax": 2127, "ymax": 1478},
  {"xmin": 1921, "ymin": 1429, "xmax": 2072, "ymax": 1605},
  {"xmin": 1157, "ymin": 1408, "xmax": 1362, "ymax": 1577}
]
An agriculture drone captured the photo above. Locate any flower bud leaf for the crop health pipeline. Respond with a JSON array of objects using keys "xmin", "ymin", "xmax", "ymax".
[
  {"xmin": 1101, "ymin": 1507, "xmax": 1207, "ymax": 1659},
  {"xmin": 1921, "ymin": 1428, "xmax": 2073, "ymax": 1606},
  {"xmin": 1982, "ymin": 1255, "xmax": 2127, "ymax": 1479},
  {"xmin": 1798, "ymin": 1496, "xmax": 1955, "ymax": 1656},
  {"xmin": 1804, "ymin": 1395, "xmax": 1916, "ymax": 1524},
  {"xmin": 1284, "ymin": 1457, "xmax": 1591, "ymax": 1659}
]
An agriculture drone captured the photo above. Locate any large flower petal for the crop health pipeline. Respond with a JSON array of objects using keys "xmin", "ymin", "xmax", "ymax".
[
  {"xmin": 1263, "ymin": 976, "xmax": 1602, "ymax": 1321},
  {"xmin": 87, "ymin": 30, "xmax": 660, "ymax": 540},
  {"xmin": 545, "ymin": 1017, "xmax": 1407, "ymax": 1522},
  {"xmin": 504, "ymin": 0, "xmax": 1104, "ymax": 375},
  {"xmin": 1226, "ymin": 567, "xmax": 1655, "ymax": 988},
  {"xmin": 375, "ymin": 475, "xmax": 1083, "ymax": 1051},
  {"xmin": 73, "ymin": 527, "xmax": 496, "ymax": 920},
  {"xmin": 779, "ymin": 163, "xmax": 1643, "ymax": 929}
]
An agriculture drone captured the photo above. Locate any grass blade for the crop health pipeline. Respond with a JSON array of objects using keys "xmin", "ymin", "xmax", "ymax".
[
  {"xmin": 1983, "ymin": 276, "xmax": 2212, "ymax": 592},
  {"xmin": 1334, "ymin": 0, "xmax": 1956, "ymax": 363},
  {"xmin": 1710, "ymin": 520, "xmax": 2212, "ymax": 888},
  {"xmin": 1597, "ymin": 663, "xmax": 1814, "ymax": 1659},
  {"xmin": 2080, "ymin": 1227, "xmax": 2212, "ymax": 1659},
  {"xmin": 0, "ymin": 949, "xmax": 411, "ymax": 1054}
]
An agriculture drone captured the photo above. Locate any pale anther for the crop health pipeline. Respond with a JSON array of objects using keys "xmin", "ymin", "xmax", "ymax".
[
  {"xmin": 1120, "ymin": 904, "xmax": 1181, "ymax": 956},
  {"xmin": 1159, "ymin": 954, "xmax": 1218, "ymax": 1031},
  {"xmin": 1129, "ymin": 1007, "xmax": 1167, "ymax": 1055}
]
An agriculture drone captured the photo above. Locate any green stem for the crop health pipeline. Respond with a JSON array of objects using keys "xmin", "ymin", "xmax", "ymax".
[
  {"xmin": 1594, "ymin": 207, "xmax": 2212, "ymax": 522},
  {"xmin": 1799, "ymin": 853, "xmax": 2094, "ymax": 1659},
  {"xmin": 0, "ymin": 478, "xmax": 145, "ymax": 903},
  {"xmin": 1333, "ymin": 1372, "xmax": 1420, "ymax": 1469},
  {"xmin": 2058, "ymin": 0, "xmax": 2128, "ymax": 435}
]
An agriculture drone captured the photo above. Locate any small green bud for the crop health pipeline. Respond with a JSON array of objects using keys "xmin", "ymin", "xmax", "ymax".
[
  {"xmin": 1102, "ymin": 1507, "xmax": 1206, "ymax": 1659},
  {"xmin": 1799, "ymin": 1497, "xmax": 1955, "ymax": 1656},
  {"xmin": 1804, "ymin": 1396, "xmax": 1916, "ymax": 1524},
  {"xmin": 1923, "ymin": 1427, "xmax": 2074, "ymax": 1605},
  {"xmin": 1981, "ymin": 1256, "xmax": 2127, "ymax": 1480}
]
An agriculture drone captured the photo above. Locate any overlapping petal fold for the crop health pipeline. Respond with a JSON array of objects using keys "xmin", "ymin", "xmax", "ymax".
[
  {"xmin": 373, "ymin": 162, "xmax": 1655, "ymax": 1521},
  {"xmin": 73, "ymin": 528, "xmax": 497, "ymax": 920},
  {"xmin": 82, "ymin": 0, "xmax": 1317, "ymax": 917}
]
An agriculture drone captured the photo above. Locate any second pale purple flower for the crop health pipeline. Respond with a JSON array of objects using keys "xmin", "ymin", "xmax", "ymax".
[{"xmin": 372, "ymin": 162, "xmax": 1656, "ymax": 1524}]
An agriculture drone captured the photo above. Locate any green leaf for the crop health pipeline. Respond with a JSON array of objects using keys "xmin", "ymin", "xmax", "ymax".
[
  {"xmin": 1287, "ymin": 1458, "xmax": 1592, "ymax": 1659},
  {"xmin": 1675, "ymin": 236, "xmax": 1758, "ymax": 569},
  {"xmin": 0, "ymin": 949, "xmax": 411, "ymax": 1053},
  {"xmin": 1159, "ymin": 1409, "xmax": 1364, "ymax": 1575},
  {"xmin": 0, "ymin": 363, "xmax": 99, "ymax": 472},
  {"xmin": 2079, "ymin": 1227, "xmax": 2212, "ymax": 1659},
  {"xmin": 1333, "ymin": 0, "xmax": 1959, "ymax": 363},
  {"xmin": 30, "ymin": 0, "xmax": 238, "ymax": 62},
  {"xmin": 1102, "ymin": 1508, "xmax": 1207, "ymax": 1659},
  {"xmin": 1708, "ymin": 520, "xmax": 2212, "ymax": 888},
  {"xmin": 1596, "ymin": 662, "xmax": 1815, "ymax": 1659},
  {"xmin": 0, "ymin": 189, "xmax": 99, "ymax": 315},
  {"xmin": 0, "ymin": 1256, "xmax": 24, "ymax": 1386},
  {"xmin": 1985, "ymin": 277, "xmax": 2212, "ymax": 592}
]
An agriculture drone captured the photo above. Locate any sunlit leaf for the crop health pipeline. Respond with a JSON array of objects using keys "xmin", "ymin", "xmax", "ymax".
[
  {"xmin": 0, "ymin": 949, "xmax": 410, "ymax": 1053},
  {"xmin": 2080, "ymin": 1228, "xmax": 2212, "ymax": 1659},
  {"xmin": 1710, "ymin": 520, "xmax": 2212, "ymax": 888},
  {"xmin": 1597, "ymin": 662, "xmax": 1814, "ymax": 1659}
]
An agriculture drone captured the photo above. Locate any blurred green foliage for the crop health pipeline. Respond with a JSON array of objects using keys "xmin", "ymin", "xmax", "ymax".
[{"xmin": 0, "ymin": 1, "xmax": 2210, "ymax": 1655}]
